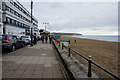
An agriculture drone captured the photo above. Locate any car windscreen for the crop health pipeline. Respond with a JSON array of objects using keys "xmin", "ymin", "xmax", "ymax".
[{"xmin": 21, "ymin": 36, "xmax": 29, "ymax": 38}]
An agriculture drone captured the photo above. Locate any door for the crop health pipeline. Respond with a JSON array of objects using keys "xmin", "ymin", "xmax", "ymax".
[{"xmin": 12, "ymin": 36, "xmax": 19, "ymax": 48}]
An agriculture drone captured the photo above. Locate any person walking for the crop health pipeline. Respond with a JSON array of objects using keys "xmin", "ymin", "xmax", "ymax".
[
  {"xmin": 33, "ymin": 33, "xmax": 37, "ymax": 45},
  {"xmin": 49, "ymin": 35, "xmax": 52, "ymax": 44},
  {"xmin": 41, "ymin": 35, "xmax": 44, "ymax": 43},
  {"xmin": 45, "ymin": 35, "xmax": 48, "ymax": 43}
]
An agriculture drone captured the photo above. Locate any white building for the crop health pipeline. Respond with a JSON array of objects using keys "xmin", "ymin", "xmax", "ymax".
[
  {"xmin": 0, "ymin": 0, "xmax": 3, "ymax": 35},
  {"xmin": 2, "ymin": 0, "xmax": 39, "ymax": 35}
]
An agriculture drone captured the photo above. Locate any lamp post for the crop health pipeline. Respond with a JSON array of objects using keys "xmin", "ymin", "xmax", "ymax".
[
  {"xmin": 30, "ymin": 0, "xmax": 33, "ymax": 46},
  {"xmin": 43, "ymin": 23, "xmax": 49, "ymax": 32}
]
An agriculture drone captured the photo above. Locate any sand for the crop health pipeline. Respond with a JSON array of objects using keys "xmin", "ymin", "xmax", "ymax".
[{"xmin": 61, "ymin": 36, "xmax": 119, "ymax": 77}]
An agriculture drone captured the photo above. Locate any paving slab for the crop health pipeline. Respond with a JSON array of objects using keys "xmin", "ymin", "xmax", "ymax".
[{"xmin": 2, "ymin": 41, "xmax": 64, "ymax": 79}]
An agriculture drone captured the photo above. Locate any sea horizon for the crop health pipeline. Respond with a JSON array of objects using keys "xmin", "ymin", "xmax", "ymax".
[{"xmin": 70, "ymin": 35, "xmax": 119, "ymax": 42}]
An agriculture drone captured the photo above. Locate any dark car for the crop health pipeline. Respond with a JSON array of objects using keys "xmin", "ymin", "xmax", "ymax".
[{"xmin": 0, "ymin": 34, "xmax": 25, "ymax": 52}]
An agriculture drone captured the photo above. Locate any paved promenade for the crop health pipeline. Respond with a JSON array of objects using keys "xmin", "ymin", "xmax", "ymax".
[{"xmin": 2, "ymin": 41, "xmax": 64, "ymax": 79}]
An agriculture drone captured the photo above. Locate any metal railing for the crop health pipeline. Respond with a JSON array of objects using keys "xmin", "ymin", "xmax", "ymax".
[
  {"xmin": 53, "ymin": 37, "xmax": 120, "ymax": 80},
  {"xmin": 52, "ymin": 38, "xmax": 75, "ymax": 80}
]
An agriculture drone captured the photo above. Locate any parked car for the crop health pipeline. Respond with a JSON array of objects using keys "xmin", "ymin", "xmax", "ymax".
[
  {"xmin": 0, "ymin": 34, "xmax": 25, "ymax": 52},
  {"xmin": 20, "ymin": 36, "xmax": 31, "ymax": 44}
]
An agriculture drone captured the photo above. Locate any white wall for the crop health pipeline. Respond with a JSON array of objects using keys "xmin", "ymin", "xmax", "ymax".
[{"xmin": 5, "ymin": 25, "xmax": 25, "ymax": 35}]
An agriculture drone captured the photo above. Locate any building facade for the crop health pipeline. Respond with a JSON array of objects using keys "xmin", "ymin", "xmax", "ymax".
[
  {"xmin": 2, "ymin": 0, "xmax": 39, "ymax": 35},
  {"xmin": 0, "ymin": 0, "xmax": 3, "ymax": 35}
]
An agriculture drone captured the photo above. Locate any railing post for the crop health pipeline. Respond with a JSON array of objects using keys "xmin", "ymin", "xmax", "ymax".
[
  {"xmin": 68, "ymin": 45, "xmax": 70, "ymax": 57},
  {"xmin": 69, "ymin": 39, "xmax": 70, "ymax": 44},
  {"xmin": 62, "ymin": 43, "xmax": 64, "ymax": 50},
  {"xmin": 68, "ymin": 47, "xmax": 70, "ymax": 57},
  {"xmin": 59, "ymin": 41, "xmax": 60, "ymax": 46},
  {"xmin": 88, "ymin": 55, "xmax": 92, "ymax": 77}
]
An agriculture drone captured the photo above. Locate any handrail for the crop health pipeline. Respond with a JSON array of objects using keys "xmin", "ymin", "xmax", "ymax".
[
  {"xmin": 69, "ymin": 46, "xmax": 120, "ymax": 80},
  {"xmin": 91, "ymin": 61, "xmax": 120, "ymax": 80},
  {"xmin": 52, "ymin": 37, "xmax": 120, "ymax": 80},
  {"xmin": 70, "ymin": 48, "xmax": 89, "ymax": 61}
]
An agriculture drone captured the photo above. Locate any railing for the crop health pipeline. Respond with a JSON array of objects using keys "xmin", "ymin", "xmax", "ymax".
[
  {"xmin": 53, "ymin": 37, "xmax": 120, "ymax": 80},
  {"xmin": 52, "ymin": 38, "xmax": 75, "ymax": 80}
]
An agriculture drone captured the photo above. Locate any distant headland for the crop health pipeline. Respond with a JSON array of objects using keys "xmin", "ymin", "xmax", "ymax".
[{"xmin": 51, "ymin": 32, "xmax": 82, "ymax": 36}]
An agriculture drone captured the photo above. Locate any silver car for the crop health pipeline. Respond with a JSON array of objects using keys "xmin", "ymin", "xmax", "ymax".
[{"xmin": 20, "ymin": 36, "xmax": 31, "ymax": 44}]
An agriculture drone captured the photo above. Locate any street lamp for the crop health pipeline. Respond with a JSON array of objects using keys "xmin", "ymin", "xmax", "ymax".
[
  {"xmin": 30, "ymin": 0, "xmax": 33, "ymax": 46},
  {"xmin": 43, "ymin": 23, "xmax": 49, "ymax": 32}
]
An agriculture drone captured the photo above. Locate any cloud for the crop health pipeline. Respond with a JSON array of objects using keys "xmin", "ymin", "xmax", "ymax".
[{"xmin": 19, "ymin": 1, "xmax": 118, "ymax": 35}]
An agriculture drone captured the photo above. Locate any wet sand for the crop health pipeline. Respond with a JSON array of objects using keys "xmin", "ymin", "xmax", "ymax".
[{"xmin": 61, "ymin": 36, "xmax": 119, "ymax": 77}]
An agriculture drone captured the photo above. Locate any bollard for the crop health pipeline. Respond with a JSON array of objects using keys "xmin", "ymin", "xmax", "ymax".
[
  {"xmin": 88, "ymin": 55, "xmax": 92, "ymax": 77},
  {"xmin": 62, "ymin": 43, "xmax": 63, "ymax": 49},
  {"xmin": 69, "ymin": 39, "xmax": 70, "ymax": 44},
  {"xmin": 68, "ymin": 45, "xmax": 70, "ymax": 57},
  {"xmin": 59, "ymin": 42, "xmax": 60, "ymax": 46}
]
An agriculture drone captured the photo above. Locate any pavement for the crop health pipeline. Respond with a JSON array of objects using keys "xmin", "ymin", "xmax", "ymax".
[{"xmin": 2, "ymin": 41, "xmax": 64, "ymax": 79}]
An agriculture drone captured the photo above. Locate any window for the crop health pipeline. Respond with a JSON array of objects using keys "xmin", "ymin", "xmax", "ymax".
[
  {"xmin": 16, "ymin": 21, "xmax": 18, "ymax": 26},
  {"xmin": 10, "ymin": 9, "xmax": 14, "ymax": 14},
  {"xmin": 6, "ymin": 17, "xmax": 10, "ymax": 23},
  {"xmin": 16, "ymin": 13, "xmax": 18, "ymax": 16},
  {"xmin": 19, "ymin": 7, "xmax": 22, "ymax": 11},
  {"xmin": 21, "ymin": 23, "xmax": 23, "ymax": 27},
  {"xmin": 10, "ymin": 18, "xmax": 12, "ymax": 23},
  {"xmin": 14, "ymin": 11, "xmax": 16, "ymax": 15},
  {"xmin": 11, "ymin": 19, "xmax": 15, "ymax": 24},
  {"xmin": 14, "ymin": 20, "xmax": 16, "ymax": 25},
  {"xmin": 10, "ymin": 0, "xmax": 14, "ymax": 5},
  {"xmin": 18, "ymin": 14, "xmax": 20, "ymax": 17},
  {"xmin": 18, "ymin": 22, "xmax": 21, "ymax": 26},
  {"xmin": 14, "ymin": 2, "xmax": 19, "ymax": 9},
  {"xmin": 5, "ymin": 5, "xmax": 10, "ymax": 12},
  {"xmin": 12, "ymin": 36, "xmax": 17, "ymax": 40}
]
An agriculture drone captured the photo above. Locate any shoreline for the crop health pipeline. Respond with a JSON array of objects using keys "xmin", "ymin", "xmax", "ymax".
[
  {"xmin": 61, "ymin": 36, "xmax": 119, "ymax": 77},
  {"xmin": 64, "ymin": 35, "xmax": 119, "ymax": 42},
  {"xmin": 70, "ymin": 36, "xmax": 118, "ymax": 43}
]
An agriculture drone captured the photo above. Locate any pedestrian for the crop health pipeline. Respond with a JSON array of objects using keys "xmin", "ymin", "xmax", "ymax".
[
  {"xmin": 74, "ymin": 40, "xmax": 76, "ymax": 43},
  {"xmin": 49, "ymin": 35, "xmax": 52, "ymax": 44},
  {"xmin": 41, "ymin": 35, "xmax": 44, "ymax": 43},
  {"xmin": 33, "ymin": 33, "xmax": 37, "ymax": 45},
  {"xmin": 45, "ymin": 35, "xmax": 48, "ymax": 43}
]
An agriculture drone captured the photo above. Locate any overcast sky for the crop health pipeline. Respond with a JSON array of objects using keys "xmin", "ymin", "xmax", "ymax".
[{"xmin": 18, "ymin": 0, "xmax": 118, "ymax": 35}]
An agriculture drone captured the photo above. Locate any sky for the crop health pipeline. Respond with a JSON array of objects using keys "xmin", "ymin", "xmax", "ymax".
[{"xmin": 17, "ymin": 0, "xmax": 118, "ymax": 35}]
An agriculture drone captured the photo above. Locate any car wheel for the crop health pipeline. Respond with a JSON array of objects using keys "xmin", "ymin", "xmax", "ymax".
[
  {"xmin": 12, "ymin": 45, "xmax": 16, "ymax": 51},
  {"xmin": 22, "ymin": 43, "xmax": 25, "ymax": 47}
]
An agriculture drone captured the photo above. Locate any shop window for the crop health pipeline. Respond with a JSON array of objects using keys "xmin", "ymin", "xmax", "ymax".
[
  {"xmin": 16, "ymin": 21, "xmax": 18, "ymax": 26},
  {"xmin": 6, "ymin": 17, "xmax": 10, "ymax": 23},
  {"xmin": 11, "ymin": 19, "xmax": 15, "ymax": 24},
  {"xmin": 10, "ymin": 19, "xmax": 12, "ymax": 23}
]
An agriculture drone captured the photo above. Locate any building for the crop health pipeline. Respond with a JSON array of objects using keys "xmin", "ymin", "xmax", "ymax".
[
  {"xmin": 2, "ymin": 0, "xmax": 39, "ymax": 35},
  {"xmin": 0, "ymin": 0, "xmax": 3, "ymax": 34}
]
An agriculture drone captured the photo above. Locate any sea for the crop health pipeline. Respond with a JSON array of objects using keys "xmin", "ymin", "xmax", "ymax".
[{"xmin": 70, "ymin": 35, "xmax": 119, "ymax": 42}]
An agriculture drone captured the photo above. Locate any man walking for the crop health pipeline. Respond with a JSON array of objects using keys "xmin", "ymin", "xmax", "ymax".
[
  {"xmin": 45, "ymin": 35, "xmax": 48, "ymax": 43},
  {"xmin": 34, "ymin": 33, "xmax": 37, "ymax": 45},
  {"xmin": 41, "ymin": 35, "xmax": 44, "ymax": 43},
  {"xmin": 49, "ymin": 35, "xmax": 52, "ymax": 44}
]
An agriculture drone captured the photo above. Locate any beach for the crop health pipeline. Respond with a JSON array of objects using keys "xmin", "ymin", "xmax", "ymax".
[{"xmin": 61, "ymin": 36, "xmax": 119, "ymax": 77}]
